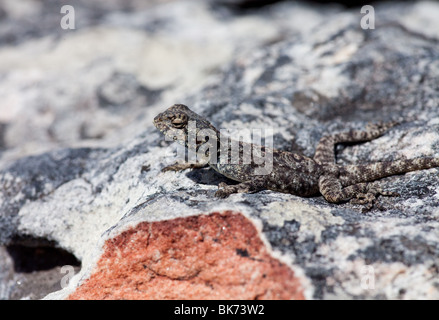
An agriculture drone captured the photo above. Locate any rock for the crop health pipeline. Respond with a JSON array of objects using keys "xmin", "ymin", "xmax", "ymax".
[
  {"xmin": 1, "ymin": 0, "xmax": 439, "ymax": 300},
  {"xmin": 68, "ymin": 211, "xmax": 304, "ymax": 300}
]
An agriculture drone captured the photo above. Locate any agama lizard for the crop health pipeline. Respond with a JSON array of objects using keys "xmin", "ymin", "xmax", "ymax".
[{"xmin": 154, "ymin": 104, "xmax": 439, "ymax": 209}]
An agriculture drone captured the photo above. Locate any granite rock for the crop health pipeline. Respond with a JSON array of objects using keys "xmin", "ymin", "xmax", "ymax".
[{"xmin": 1, "ymin": 0, "xmax": 439, "ymax": 300}]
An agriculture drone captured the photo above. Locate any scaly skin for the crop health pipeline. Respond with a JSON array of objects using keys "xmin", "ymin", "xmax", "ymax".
[{"xmin": 154, "ymin": 104, "xmax": 439, "ymax": 209}]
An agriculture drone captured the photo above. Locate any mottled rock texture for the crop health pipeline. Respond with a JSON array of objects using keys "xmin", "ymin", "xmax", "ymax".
[{"xmin": 1, "ymin": 0, "xmax": 439, "ymax": 300}]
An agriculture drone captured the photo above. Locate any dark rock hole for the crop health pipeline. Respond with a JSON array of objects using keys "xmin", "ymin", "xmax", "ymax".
[{"xmin": 6, "ymin": 245, "xmax": 81, "ymax": 273}]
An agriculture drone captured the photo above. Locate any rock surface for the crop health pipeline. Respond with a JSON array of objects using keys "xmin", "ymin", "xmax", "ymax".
[
  {"xmin": 68, "ymin": 211, "xmax": 304, "ymax": 300},
  {"xmin": 1, "ymin": 0, "xmax": 439, "ymax": 300}
]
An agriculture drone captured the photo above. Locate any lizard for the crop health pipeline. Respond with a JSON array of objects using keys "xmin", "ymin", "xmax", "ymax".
[{"xmin": 153, "ymin": 104, "xmax": 439, "ymax": 209}]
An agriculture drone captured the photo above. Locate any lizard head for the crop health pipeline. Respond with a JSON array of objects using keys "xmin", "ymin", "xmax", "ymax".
[{"xmin": 153, "ymin": 104, "xmax": 219, "ymax": 149}]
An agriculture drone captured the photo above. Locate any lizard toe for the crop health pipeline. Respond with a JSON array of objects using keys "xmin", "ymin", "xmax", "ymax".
[
  {"xmin": 214, "ymin": 189, "xmax": 230, "ymax": 198},
  {"xmin": 218, "ymin": 182, "xmax": 229, "ymax": 189}
]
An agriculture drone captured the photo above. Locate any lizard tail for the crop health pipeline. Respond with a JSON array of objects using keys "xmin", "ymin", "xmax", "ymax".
[{"xmin": 339, "ymin": 157, "xmax": 439, "ymax": 186}]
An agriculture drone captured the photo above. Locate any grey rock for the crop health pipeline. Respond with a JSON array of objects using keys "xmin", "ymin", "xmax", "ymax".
[{"xmin": 1, "ymin": 0, "xmax": 439, "ymax": 299}]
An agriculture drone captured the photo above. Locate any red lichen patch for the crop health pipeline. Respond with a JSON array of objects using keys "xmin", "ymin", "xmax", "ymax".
[{"xmin": 68, "ymin": 211, "xmax": 305, "ymax": 300}]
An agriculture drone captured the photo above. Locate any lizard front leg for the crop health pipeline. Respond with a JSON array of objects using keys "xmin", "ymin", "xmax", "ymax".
[
  {"xmin": 162, "ymin": 162, "xmax": 208, "ymax": 172},
  {"xmin": 214, "ymin": 176, "xmax": 267, "ymax": 198},
  {"xmin": 313, "ymin": 121, "xmax": 399, "ymax": 165}
]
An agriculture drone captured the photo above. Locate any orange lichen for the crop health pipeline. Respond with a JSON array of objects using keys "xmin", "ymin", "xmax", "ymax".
[{"xmin": 69, "ymin": 211, "xmax": 304, "ymax": 300}]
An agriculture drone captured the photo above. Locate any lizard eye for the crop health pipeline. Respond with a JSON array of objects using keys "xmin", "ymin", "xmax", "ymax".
[{"xmin": 171, "ymin": 114, "xmax": 188, "ymax": 128}]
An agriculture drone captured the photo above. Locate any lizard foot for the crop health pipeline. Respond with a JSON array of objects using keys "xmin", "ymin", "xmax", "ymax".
[
  {"xmin": 162, "ymin": 163, "xmax": 186, "ymax": 172},
  {"xmin": 350, "ymin": 187, "xmax": 399, "ymax": 212},
  {"xmin": 350, "ymin": 193, "xmax": 376, "ymax": 211},
  {"xmin": 162, "ymin": 162, "xmax": 207, "ymax": 172},
  {"xmin": 214, "ymin": 182, "xmax": 237, "ymax": 198}
]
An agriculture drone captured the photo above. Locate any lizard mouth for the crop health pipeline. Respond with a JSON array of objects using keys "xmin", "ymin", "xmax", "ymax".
[{"xmin": 153, "ymin": 114, "xmax": 168, "ymax": 133}]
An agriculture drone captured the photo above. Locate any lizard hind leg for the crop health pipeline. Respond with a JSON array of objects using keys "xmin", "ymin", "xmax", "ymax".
[
  {"xmin": 319, "ymin": 175, "xmax": 399, "ymax": 210},
  {"xmin": 349, "ymin": 186, "xmax": 399, "ymax": 211}
]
